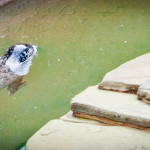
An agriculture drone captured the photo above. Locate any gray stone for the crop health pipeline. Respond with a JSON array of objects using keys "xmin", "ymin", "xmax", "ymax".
[
  {"xmin": 99, "ymin": 53, "xmax": 150, "ymax": 93},
  {"xmin": 60, "ymin": 111, "xmax": 105, "ymax": 125},
  {"xmin": 137, "ymin": 81, "xmax": 150, "ymax": 104},
  {"xmin": 26, "ymin": 119, "xmax": 150, "ymax": 150},
  {"xmin": 71, "ymin": 85, "xmax": 150, "ymax": 127}
]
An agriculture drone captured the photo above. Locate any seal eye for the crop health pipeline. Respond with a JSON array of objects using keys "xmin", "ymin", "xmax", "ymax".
[
  {"xmin": 19, "ymin": 48, "xmax": 33, "ymax": 63},
  {"xmin": 19, "ymin": 52, "xmax": 27, "ymax": 62},
  {"xmin": 19, "ymin": 56, "xmax": 26, "ymax": 62}
]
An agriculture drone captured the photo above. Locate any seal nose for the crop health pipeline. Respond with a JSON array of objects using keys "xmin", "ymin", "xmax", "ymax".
[{"xmin": 32, "ymin": 45, "xmax": 38, "ymax": 53}]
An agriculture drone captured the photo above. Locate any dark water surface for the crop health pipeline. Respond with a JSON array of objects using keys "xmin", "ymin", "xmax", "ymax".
[{"xmin": 0, "ymin": 0, "xmax": 150, "ymax": 149}]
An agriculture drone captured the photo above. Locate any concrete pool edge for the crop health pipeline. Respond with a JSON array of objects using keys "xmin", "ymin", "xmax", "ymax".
[
  {"xmin": 26, "ymin": 53, "xmax": 150, "ymax": 149},
  {"xmin": 26, "ymin": 111, "xmax": 150, "ymax": 150}
]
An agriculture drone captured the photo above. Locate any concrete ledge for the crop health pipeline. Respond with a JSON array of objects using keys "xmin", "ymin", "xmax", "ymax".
[
  {"xmin": 99, "ymin": 53, "xmax": 150, "ymax": 93},
  {"xmin": 137, "ymin": 81, "xmax": 150, "ymax": 104},
  {"xmin": 26, "ymin": 119, "xmax": 150, "ymax": 150},
  {"xmin": 60, "ymin": 111, "xmax": 106, "ymax": 125},
  {"xmin": 71, "ymin": 85, "xmax": 150, "ymax": 128}
]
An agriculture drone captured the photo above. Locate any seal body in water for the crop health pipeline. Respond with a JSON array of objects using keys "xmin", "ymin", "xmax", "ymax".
[{"xmin": 0, "ymin": 43, "xmax": 37, "ymax": 94}]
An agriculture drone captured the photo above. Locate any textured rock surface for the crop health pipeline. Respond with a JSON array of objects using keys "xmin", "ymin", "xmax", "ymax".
[
  {"xmin": 26, "ymin": 119, "xmax": 150, "ymax": 150},
  {"xmin": 99, "ymin": 53, "xmax": 150, "ymax": 93},
  {"xmin": 71, "ymin": 85, "xmax": 150, "ymax": 128},
  {"xmin": 137, "ymin": 81, "xmax": 150, "ymax": 104},
  {"xmin": 60, "ymin": 111, "xmax": 105, "ymax": 125}
]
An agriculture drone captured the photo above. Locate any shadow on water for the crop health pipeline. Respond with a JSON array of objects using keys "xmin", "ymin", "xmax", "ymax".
[
  {"xmin": 0, "ymin": 0, "xmax": 150, "ymax": 149},
  {"xmin": 15, "ymin": 143, "xmax": 26, "ymax": 150}
]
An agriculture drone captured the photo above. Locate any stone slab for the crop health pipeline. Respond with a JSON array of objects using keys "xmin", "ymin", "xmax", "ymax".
[
  {"xmin": 26, "ymin": 119, "xmax": 150, "ymax": 150},
  {"xmin": 71, "ymin": 85, "xmax": 150, "ymax": 128},
  {"xmin": 99, "ymin": 53, "xmax": 150, "ymax": 93},
  {"xmin": 60, "ymin": 111, "xmax": 106, "ymax": 125},
  {"xmin": 137, "ymin": 81, "xmax": 150, "ymax": 104}
]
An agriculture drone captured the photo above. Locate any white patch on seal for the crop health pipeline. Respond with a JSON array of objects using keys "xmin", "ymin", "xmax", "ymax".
[{"xmin": 5, "ymin": 44, "xmax": 37, "ymax": 76}]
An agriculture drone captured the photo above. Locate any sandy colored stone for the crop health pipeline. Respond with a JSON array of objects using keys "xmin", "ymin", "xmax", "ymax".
[
  {"xmin": 99, "ymin": 53, "xmax": 150, "ymax": 93},
  {"xmin": 71, "ymin": 85, "xmax": 150, "ymax": 127},
  {"xmin": 73, "ymin": 112, "xmax": 150, "ymax": 131},
  {"xmin": 60, "ymin": 111, "xmax": 107, "ymax": 125},
  {"xmin": 26, "ymin": 119, "xmax": 150, "ymax": 150}
]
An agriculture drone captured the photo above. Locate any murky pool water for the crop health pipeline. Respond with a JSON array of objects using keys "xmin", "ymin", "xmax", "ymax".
[{"xmin": 0, "ymin": 0, "xmax": 150, "ymax": 149}]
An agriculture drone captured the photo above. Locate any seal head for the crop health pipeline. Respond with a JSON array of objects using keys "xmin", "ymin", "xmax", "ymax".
[
  {"xmin": 2, "ymin": 43, "xmax": 37, "ymax": 76},
  {"xmin": 0, "ymin": 43, "xmax": 37, "ymax": 94}
]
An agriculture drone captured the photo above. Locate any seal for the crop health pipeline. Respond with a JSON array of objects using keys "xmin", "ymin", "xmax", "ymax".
[{"xmin": 0, "ymin": 43, "xmax": 37, "ymax": 95}]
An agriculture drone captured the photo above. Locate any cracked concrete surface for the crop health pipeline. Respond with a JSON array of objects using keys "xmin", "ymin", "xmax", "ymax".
[
  {"xmin": 71, "ymin": 86, "xmax": 150, "ymax": 127},
  {"xmin": 26, "ymin": 113, "xmax": 150, "ymax": 150},
  {"xmin": 99, "ymin": 53, "xmax": 150, "ymax": 93}
]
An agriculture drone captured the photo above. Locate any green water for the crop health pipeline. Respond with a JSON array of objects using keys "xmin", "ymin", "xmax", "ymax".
[{"xmin": 0, "ymin": 0, "xmax": 150, "ymax": 149}]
